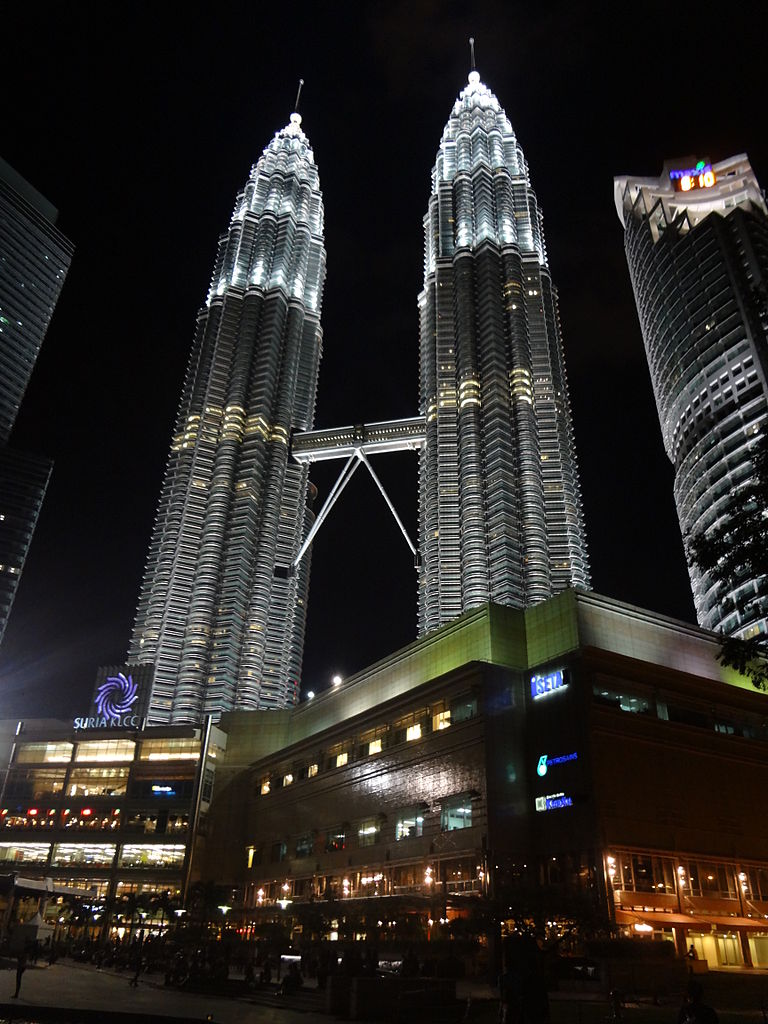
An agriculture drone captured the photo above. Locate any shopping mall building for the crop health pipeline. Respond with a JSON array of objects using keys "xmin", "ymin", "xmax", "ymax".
[
  {"xmin": 2, "ymin": 591, "xmax": 768, "ymax": 967},
  {"xmin": 204, "ymin": 591, "xmax": 768, "ymax": 970}
]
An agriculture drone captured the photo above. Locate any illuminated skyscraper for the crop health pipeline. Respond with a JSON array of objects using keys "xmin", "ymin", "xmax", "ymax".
[
  {"xmin": 615, "ymin": 154, "xmax": 768, "ymax": 640},
  {"xmin": 0, "ymin": 159, "xmax": 71, "ymax": 647},
  {"xmin": 130, "ymin": 112, "xmax": 326, "ymax": 723},
  {"xmin": 418, "ymin": 71, "xmax": 590, "ymax": 632}
]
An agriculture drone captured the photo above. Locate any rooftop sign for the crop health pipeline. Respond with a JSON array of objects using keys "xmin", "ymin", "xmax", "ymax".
[
  {"xmin": 669, "ymin": 161, "xmax": 716, "ymax": 192},
  {"xmin": 530, "ymin": 669, "xmax": 566, "ymax": 700},
  {"xmin": 73, "ymin": 671, "xmax": 141, "ymax": 730}
]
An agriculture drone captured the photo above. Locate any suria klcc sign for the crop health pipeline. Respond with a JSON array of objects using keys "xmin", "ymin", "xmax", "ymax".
[{"xmin": 73, "ymin": 672, "xmax": 141, "ymax": 730}]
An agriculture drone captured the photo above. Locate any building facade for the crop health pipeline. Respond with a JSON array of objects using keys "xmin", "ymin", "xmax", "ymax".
[
  {"xmin": 417, "ymin": 71, "xmax": 590, "ymax": 633},
  {"xmin": 0, "ymin": 158, "xmax": 72, "ymax": 647},
  {"xmin": 615, "ymin": 154, "xmax": 768, "ymax": 639},
  {"xmin": 0, "ymin": 712, "xmax": 225, "ymax": 938},
  {"xmin": 205, "ymin": 592, "xmax": 768, "ymax": 970},
  {"xmin": 129, "ymin": 112, "xmax": 326, "ymax": 723}
]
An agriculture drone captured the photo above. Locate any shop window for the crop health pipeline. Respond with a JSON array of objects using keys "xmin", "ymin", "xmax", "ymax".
[
  {"xmin": 358, "ymin": 820, "xmax": 380, "ymax": 847},
  {"xmin": 51, "ymin": 843, "xmax": 116, "ymax": 867},
  {"xmin": 0, "ymin": 842, "xmax": 50, "ymax": 864},
  {"xmin": 139, "ymin": 738, "xmax": 200, "ymax": 761},
  {"xmin": 16, "ymin": 743, "xmax": 72, "ymax": 765},
  {"xmin": 395, "ymin": 809, "xmax": 424, "ymax": 841},
  {"xmin": 119, "ymin": 844, "xmax": 185, "ymax": 868},
  {"xmin": 441, "ymin": 796, "xmax": 472, "ymax": 831},
  {"xmin": 67, "ymin": 767, "xmax": 129, "ymax": 798},
  {"xmin": 75, "ymin": 740, "xmax": 136, "ymax": 763},
  {"xmin": 4, "ymin": 768, "xmax": 66, "ymax": 801}
]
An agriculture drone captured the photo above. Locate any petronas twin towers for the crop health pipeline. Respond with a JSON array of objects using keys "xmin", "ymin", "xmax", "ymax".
[{"xmin": 130, "ymin": 72, "xmax": 590, "ymax": 724}]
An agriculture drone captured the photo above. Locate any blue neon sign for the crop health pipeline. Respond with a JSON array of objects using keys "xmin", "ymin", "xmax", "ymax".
[
  {"xmin": 535, "ymin": 792, "xmax": 573, "ymax": 812},
  {"xmin": 530, "ymin": 669, "xmax": 566, "ymax": 700},
  {"xmin": 537, "ymin": 751, "xmax": 578, "ymax": 777}
]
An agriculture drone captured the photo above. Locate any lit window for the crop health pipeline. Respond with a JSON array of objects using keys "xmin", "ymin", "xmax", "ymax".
[
  {"xmin": 358, "ymin": 820, "xmax": 380, "ymax": 847},
  {"xmin": 406, "ymin": 724, "xmax": 422, "ymax": 742},
  {"xmin": 368, "ymin": 739, "xmax": 382, "ymax": 755},
  {"xmin": 260, "ymin": 778, "xmax": 270, "ymax": 796},
  {"xmin": 16, "ymin": 743, "xmax": 73, "ymax": 765},
  {"xmin": 307, "ymin": 763, "xmax": 318, "ymax": 778},
  {"xmin": 441, "ymin": 797, "xmax": 473, "ymax": 831},
  {"xmin": 283, "ymin": 773, "xmax": 293, "ymax": 787},
  {"xmin": 335, "ymin": 752, "xmax": 348, "ymax": 768},
  {"xmin": 432, "ymin": 710, "xmax": 451, "ymax": 731},
  {"xmin": 395, "ymin": 810, "xmax": 425, "ymax": 841},
  {"xmin": 75, "ymin": 740, "xmax": 135, "ymax": 763}
]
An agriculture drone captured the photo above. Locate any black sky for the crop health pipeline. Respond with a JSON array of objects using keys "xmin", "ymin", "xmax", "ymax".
[{"xmin": 1, "ymin": 1, "xmax": 765, "ymax": 717}]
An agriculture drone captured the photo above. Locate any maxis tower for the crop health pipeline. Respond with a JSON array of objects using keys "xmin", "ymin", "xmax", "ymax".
[
  {"xmin": 418, "ymin": 71, "xmax": 590, "ymax": 631},
  {"xmin": 130, "ymin": 112, "xmax": 326, "ymax": 723}
]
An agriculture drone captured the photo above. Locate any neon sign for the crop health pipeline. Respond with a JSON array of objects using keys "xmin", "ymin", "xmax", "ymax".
[
  {"xmin": 537, "ymin": 751, "xmax": 578, "ymax": 777},
  {"xmin": 670, "ymin": 161, "xmax": 716, "ymax": 193},
  {"xmin": 535, "ymin": 792, "xmax": 573, "ymax": 812},
  {"xmin": 530, "ymin": 669, "xmax": 566, "ymax": 700}
]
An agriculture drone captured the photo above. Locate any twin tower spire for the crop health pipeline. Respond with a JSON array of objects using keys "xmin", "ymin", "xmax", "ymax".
[{"xmin": 129, "ymin": 70, "xmax": 590, "ymax": 724}]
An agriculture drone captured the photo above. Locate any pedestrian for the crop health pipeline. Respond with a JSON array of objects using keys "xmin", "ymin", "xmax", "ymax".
[
  {"xmin": 12, "ymin": 951, "xmax": 27, "ymax": 998},
  {"xmin": 678, "ymin": 980, "xmax": 718, "ymax": 1024}
]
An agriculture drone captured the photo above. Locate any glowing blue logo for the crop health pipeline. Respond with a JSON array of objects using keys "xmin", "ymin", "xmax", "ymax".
[
  {"xmin": 537, "ymin": 752, "xmax": 578, "ymax": 776},
  {"xmin": 95, "ymin": 672, "xmax": 138, "ymax": 718},
  {"xmin": 530, "ymin": 669, "xmax": 566, "ymax": 700},
  {"xmin": 535, "ymin": 792, "xmax": 573, "ymax": 812}
]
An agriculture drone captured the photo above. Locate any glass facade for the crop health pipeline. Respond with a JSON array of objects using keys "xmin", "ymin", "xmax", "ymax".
[
  {"xmin": 129, "ymin": 111, "xmax": 327, "ymax": 722},
  {"xmin": 615, "ymin": 155, "xmax": 768, "ymax": 638},
  {"xmin": 417, "ymin": 71, "xmax": 589, "ymax": 633}
]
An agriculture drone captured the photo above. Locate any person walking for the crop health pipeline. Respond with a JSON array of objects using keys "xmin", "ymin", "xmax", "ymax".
[{"xmin": 12, "ymin": 951, "xmax": 27, "ymax": 998}]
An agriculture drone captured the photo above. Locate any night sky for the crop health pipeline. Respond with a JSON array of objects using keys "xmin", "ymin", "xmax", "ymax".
[{"xmin": 1, "ymin": 2, "xmax": 765, "ymax": 718}]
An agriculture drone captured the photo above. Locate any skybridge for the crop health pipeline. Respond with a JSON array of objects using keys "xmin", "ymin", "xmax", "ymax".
[{"xmin": 290, "ymin": 417, "xmax": 425, "ymax": 569}]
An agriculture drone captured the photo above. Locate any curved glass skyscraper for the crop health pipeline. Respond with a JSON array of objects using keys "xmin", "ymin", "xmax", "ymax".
[
  {"xmin": 130, "ymin": 112, "xmax": 326, "ymax": 723},
  {"xmin": 615, "ymin": 154, "xmax": 768, "ymax": 640},
  {"xmin": 418, "ymin": 71, "xmax": 590, "ymax": 632}
]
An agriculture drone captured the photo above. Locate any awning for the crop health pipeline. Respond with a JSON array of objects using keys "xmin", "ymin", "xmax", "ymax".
[{"xmin": 615, "ymin": 909, "xmax": 768, "ymax": 931}]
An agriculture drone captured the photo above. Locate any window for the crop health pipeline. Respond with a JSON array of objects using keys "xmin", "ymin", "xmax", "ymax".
[
  {"xmin": 406, "ymin": 724, "xmax": 422, "ymax": 742},
  {"xmin": 432, "ymin": 709, "xmax": 451, "ymax": 731},
  {"xmin": 307, "ymin": 763, "xmax": 319, "ymax": 778},
  {"xmin": 139, "ymin": 738, "xmax": 200, "ymax": 761},
  {"xmin": 325, "ymin": 828, "xmax": 346, "ymax": 852},
  {"xmin": 0, "ymin": 842, "xmax": 50, "ymax": 864},
  {"xmin": 358, "ymin": 820, "xmax": 380, "ymax": 847},
  {"xmin": 335, "ymin": 752, "xmax": 348, "ymax": 768},
  {"xmin": 75, "ymin": 740, "xmax": 136, "ymax": 763},
  {"xmin": 450, "ymin": 695, "xmax": 478, "ymax": 724},
  {"xmin": 270, "ymin": 841, "xmax": 287, "ymax": 863},
  {"xmin": 592, "ymin": 687, "xmax": 653, "ymax": 715},
  {"xmin": 119, "ymin": 844, "xmax": 185, "ymax": 868},
  {"xmin": 395, "ymin": 809, "xmax": 424, "ymax": 841},
  {"xmin": 51, "ymin": 843, "xmax": 116, "ymax": 867},
  {"xmin": 295, "ymin": 834, "xmax": 314, "ymax": 858},
  {"xmin": 283, "ymin": 773, "xmax": 294, "ymax": 787},
  {"xmin": 260, "ymin": 777, "xmax": 270, "ymax": 795},
  {"xmin": 441, "ymin": 796, "xmax": 472, "ymax": 831},
  {"xmin": 4, "ymin": 768, "xmax": 66, "ymax": 801},
  {"xmin": 368, "ymin": 739, "xmax": 382, "ymax": 755},
  {"xmin": 67, "ymin": 767, "xmax": 129, "ymax": 797},
  {"xmin": 16, "ymin": 742, "xmax": 73, "ymax": 764}
]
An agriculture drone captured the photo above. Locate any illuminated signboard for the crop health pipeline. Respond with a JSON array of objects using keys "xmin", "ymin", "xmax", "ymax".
[
  {"xmin": 152, "ymin": 784, "xmax": 176, "ymax": 797},
  {"xmin": 530, "ymin": 669, "xmax": 566, "ymax": 700},
  {"xmin": 73, "ymin": 671, "xmax": 141, "ymax": 730},
  {"xmin": 536, "ymin": 751, "xmax": 578, "ymax": 777},
  {"xmin": 535, "ymin": 792, "xmax": 573, "ymax": 812},
  {"xmin": 669, "ymin": 160, "xmax": 716, "ymax": 193}
]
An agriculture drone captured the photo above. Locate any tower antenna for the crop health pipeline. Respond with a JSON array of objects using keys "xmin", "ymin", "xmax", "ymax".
[
  {"xmin": 469, "ymin": 37, "xmax": 476, "ymax": 71},
  {"xmin": 294, "ymin": 78, "xmax": 305, "ymax": 114}
]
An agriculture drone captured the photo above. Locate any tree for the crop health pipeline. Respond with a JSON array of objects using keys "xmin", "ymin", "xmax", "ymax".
[{"xmin": 686, "ymin": 431, "xmax": 768, "ymax": 689}]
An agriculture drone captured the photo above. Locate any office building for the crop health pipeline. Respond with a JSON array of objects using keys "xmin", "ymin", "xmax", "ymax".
[
  {"xmin": 615, "ymin": 154, "xmax": 768, "ymax": 639},
  {"xmin": 0, "ymin": 158, "xmax": 72, "ymax": 445},
  {"xmin": 0, "ymin": 448, "xmax": 51, "ymax": 647},
  {"xmin": 129, "ymin": 112, "xmax": 326, "ymax": 723},
  {"xmin": 0, "ymin": 159, "xmax": 72, "ymax": 645},
  {"xmin": 417, "ymin": 71, "xmax": 590, "ymax": 633},
  {"xmin": 205, "ymin": 590, "xmax": 768, "ymax": 970}
]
